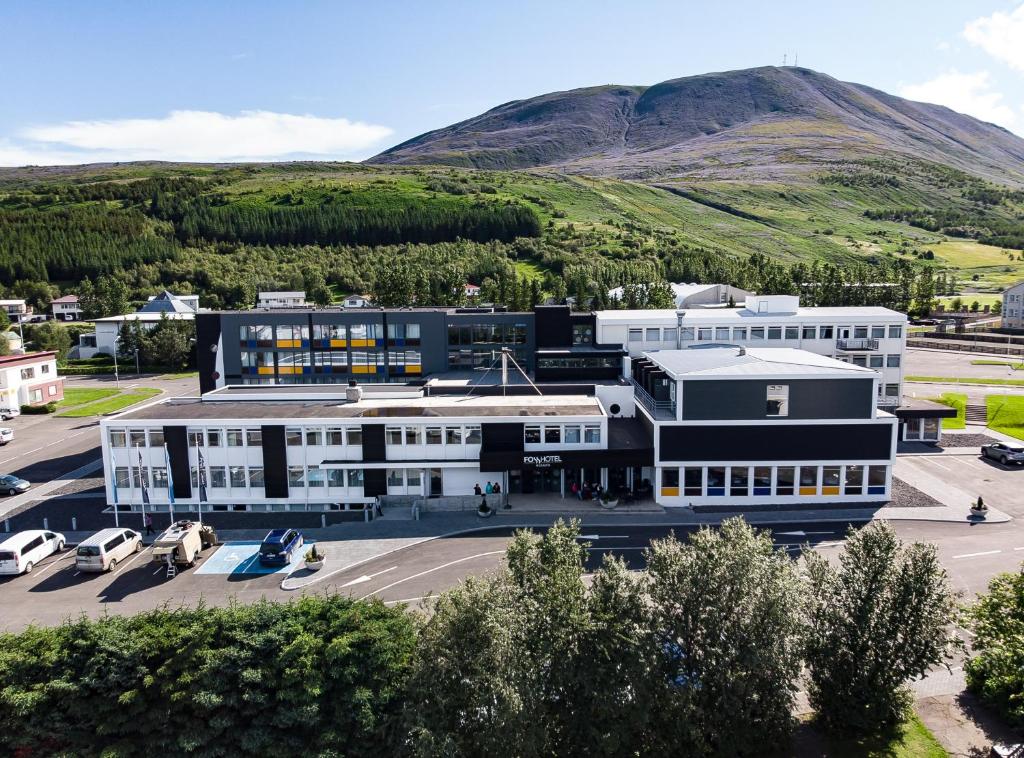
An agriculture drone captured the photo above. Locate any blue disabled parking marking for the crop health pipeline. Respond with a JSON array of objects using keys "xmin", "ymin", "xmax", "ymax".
[{"xmin": 196, "ymin": 540, "xmax": 312, "ymax": 575}]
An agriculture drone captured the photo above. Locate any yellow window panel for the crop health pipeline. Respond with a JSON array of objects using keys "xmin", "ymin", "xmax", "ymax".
[
  {"xmin": 405, "ymin": 365, "xmax": 422, "ymax": 374},
  {"xmin": 660, "ymin": 487, "xmax": 679, "ymax": 497},
  {"xmin": 257, "ymin": 367, "xmax": 275, "ymax": 375},
  {"xmin": 821, "ymin": 487, "xmax": 840, "ymax": 496},
  {"xmin": 799, "ymin": 487, "xmax": 818, "ymax": 496},
  {"xmin": 330, "ymin": 339, "xmax": 347, "ymax": 348}
]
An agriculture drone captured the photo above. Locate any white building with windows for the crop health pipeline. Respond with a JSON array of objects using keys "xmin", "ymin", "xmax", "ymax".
[
  {"xmin": 1002, "ymin": 281, "xmax": 1024, "ymax": 329},
  {"xmin": 597, "ymin": 295, "xmax": 907, "ymax": 407},
  {"xmin": 50, "ymin": 295, "xmax": 82, "ymax": 321},
  {"xmin": 258, "ymin": 291, "xmax": 309, "ymax": 309},
  {"xmin": 0, "ymin": 351, "xmax": 64, "ymax": 412}
]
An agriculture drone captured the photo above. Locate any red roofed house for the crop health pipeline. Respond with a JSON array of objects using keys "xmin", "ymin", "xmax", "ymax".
[
  {"xmin": 50, "ymin": 294, "xmax": 83, "ymax": 321},
  {"xmin": 0, "ymin": 352, "xmax": 63, "ymax": 414}
]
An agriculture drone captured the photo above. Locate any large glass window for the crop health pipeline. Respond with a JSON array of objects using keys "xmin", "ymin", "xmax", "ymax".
[
  {"xmin": 206, "ymin": 429, "xmax": 222, "ymax": 448},
  {"xmin": 328, "ymin": 469, "xmax": 345, "ymax": 487},
  {"xmin": 645, "ymin": 328, "xmax": 660, "ymax": 342},
  {"xmin": 707, "ymin": 467, "xmax": 726, "ymax": 495},
  {"xmin": 683, "ymin": 467, "xmax": 702, "ymax": 496},
  {"xmin": 802, "ymin": 326, "xmax": 817, "ymax": 339},
  {"xmin": 246, "ymin": 428, "xmax": 263, "ymax": 447},
  {"xmin": 230, "ymin": 466, "xmax": 246, "ymax": 488},
  {"xmin": 784, "ymin": 326, "xmax": 799, "ymax": 340},
  {"xmin": 188, "ymin": 429, "xmax": 203, "ymax": 447},
  {"xmin": 152, "ymin": 467, "xmax": 168, "ymax": 489},
  {"xmin": 766, "ymin": 385, "xmax": 789, "ymax": 417},
  {"xmin": 115, "ymin": 467, "xmax": 130, "ymax": 488},
  {"xmin": 226, "ymin": 429, "xmax": 244, "ymax": 447},
  {"xmin": 465, "ymin": 426, "xmax": 482, "ymax": 445},
  {"xmin": 347, "ymin": 469, "xmax": 364, "ymax": 487},
  {"xmin": 776, "ymin": 467, "xmax": 795, "ymax": 496},
  {"xmin": 750, "ymin": 327, "xmax": 765, "ymax": 340},
  {"xmin": 799, "ymin": 466, "xmax": 819, "ymax": 495},
  {"xmin": 886, "ymin": 355, "xmax": 901, "ymax": 368},
  {"xmin": 564, "ymin": 425, "xmax": 581, "ymax": 444},
  {"xmin": 346, "ymin": 428, "xmax": 362, "ymax": 446},
  {"xmin": 286, "ymin": 428, "xmax": 303, "ymax": 446},
  {"xmin": 426, "ymin": 427, "xmax": 443, "ymax": 445},
  {"xmin": 386, "ymin": 427, "xmax": 403, "ymax": 445},
  {"xmin": 844, "ymin": 466, "xmax": 863, "ymax": 495},
  {"xmin": 288, "ymin": 466, "xmax": 305, "ymax": 487},
  {"xmin": 888, "ymin": 325, "xmax": 902, "ymax": 339},
  {"xmin": 753, "ymin": 466, "xmax": 772, "ymax": 495},
  {"xmin": 871, "ymin": 326, "xmax": 886, "ymax": 339},
  {"xmin": 732, "ymin": 327, "xmax": 747, "ymax": 340},
  {"xmin": 854, "ymin": 326, "xmax": 868, "ymax": 339},
  {"xmin": 767, "ymin": 327, "xmax": 782, "ymax": 340},
  {"xmin": 822, "ymin": 466, "xmax": 841, "ymax": 495},
  {"xmin": 681, "ymin": 327, "xmax": 695, "ymax": 341},
  {"xmin": 446, "ymin": 427, "xmax": 463, "ymax": 445},
  {"xmin": 715, "ymin": 327, "xmax": 730, "ymax": 341},
  {"xmin": 405, "ymin": 427, "xmax": 422, "ymax": 445},
  {"xmin": 209, "ymin": 467, "xmax": 227, "ymax": 488},
  {"xmin": 584, "ymin": 425, "xmax": 601, "ymax": 444},
  {"xmin": 628, "ymin": 328, "xmax": 643, "ymax": 343},
  {"xmin": 128, "ymin": 429, "xmax": 147, "ymax": 448},
  {"xmin": 544, "ymin": 426, "xmax": 560, "ymax": 444},
  {"xmin": 867, "ymin": 466, "xmax": 887, "ymax": 494},
  {"xmin": 869, "ymin": 355, "xmax": 884, "ymax": 368},
  {"xmin": 307, "ymin": 466, "xmax": 324, "ymax": 488},
  {"xmin": 524, "ymin": 425, "xmax": 541, "ymax": 444},
  {"xmin": 730, "ymin": 467, "xmax": 749, "ymax": 497},
  {"xmin": 820, "ymin": 325, "xmax": 834, "ymax": 339},
  {"xmin": 662, "ymin": 468, "xmax": 680, "ymax": 492},
  {"xmin": 327, "ymin": 428, "xmax": 344, "ymax": 446},
  {"xmin": 387, "ymin": 468, "xmax": 404, "ymax": 487},
  {"xmin": 109, "ymin": 429, "xmax": 127, "ymax": 448},
  {"xmin": 698, "ymin": 328, "xmax": 713, "ymax": 341},
  {"xmin": 148, "ymin": 429, "xmax": 165, "ymax": 448}
]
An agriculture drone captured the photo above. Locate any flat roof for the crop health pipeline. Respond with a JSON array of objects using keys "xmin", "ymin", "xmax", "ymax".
[
  {"xmin": 643, "ymin": 347, "xmax": 875, "ymax": 379},
  {"xmin": 94, "ymin": 312, "xmax": 194, "ymax": 323},
  {"xmin": 596, "ymin": 306, "xmax": 906, "ymax": 322},
  {"xmin": 112, "ymin": 393, "xmax": 604, "ymax": 421}
]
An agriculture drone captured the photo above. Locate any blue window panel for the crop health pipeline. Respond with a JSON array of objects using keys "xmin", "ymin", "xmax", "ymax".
[
  {"xmin": 867, "ymin": 486, "xmax": 886, "ymax": 495},
  {"xmin": 247, "ymin": 339, "xmax": 257, "ymax": 349},
  {"xmin": 707, "ymin": 487, "xmax": 725, "ymax": 496},
  {"xmin": 753, "ymin": 487, "xmax": 771, "ymax": 496},
  {"xmin": 301, "ymin": 340, "xmax": 310, "ymax": 349},
  {"xmin": 393, "ymin": 338, "xmax": 405, "ymax": 347},
  {"xmin": 302, "ymin": 366, "xmax": 312, "ymax": 374}
]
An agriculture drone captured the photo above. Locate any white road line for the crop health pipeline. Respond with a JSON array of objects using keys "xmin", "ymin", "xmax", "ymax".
[
  {"xmin": 31, "ymin": 551, "xmax": 74, "ymax": 579},
  {"xmin": 0, "ymin": 429, "xmax": 90, "ymax": 467},
  {"xmin": 152, "ymin": 566, "xmax": 164, "ymax": 575},
  {"xmin": 73, "ymin": 571, "xmax": 80, "ymax": 577},
  {"xmin": 340, "ymin": 566, "xmax": 398, "ymax": 587},
  {"xmin": 952, "ymin": 550, "xmax": 1002, "ymax": 559},
  {"xmin": 358, "ymin": 550, "xmax": 506, "ymax": 600},
  {"xmin": 110, "ymin": 547, "xmax": 151, "ymax": 575},
  {"xmin": 1014, "ymin": 547, "xmax": 1024, "ymax": 551},
  {"xmin": 928, "ymin": 460, "xmax": 952, "ymax": 472}
]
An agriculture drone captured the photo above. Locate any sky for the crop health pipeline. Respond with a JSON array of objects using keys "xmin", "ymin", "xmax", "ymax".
[{"xmin": 4, "ymin": 1, "xmax": 1024, "ymax": 165}]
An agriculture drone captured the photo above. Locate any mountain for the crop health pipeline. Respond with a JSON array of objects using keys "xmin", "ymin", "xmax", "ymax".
[{"xmin": 369, "ymin": 66, "xmax": 1024, "ymax": 184}]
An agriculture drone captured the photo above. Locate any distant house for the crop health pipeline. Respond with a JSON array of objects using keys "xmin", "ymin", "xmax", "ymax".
[
  {"xmin": 50, "ymin": 294, "xmax": 83, "ymax": 321},
  {"xmin": 464, "ymin": 283, "xmax": 481, "ymax": 299},
  {"xmin": 143, "ymin": 290, "xmax": 200, "ymax": 314},
  {"xmin": 258, "ymin": 291, "xmax": 309, "ymax": 309},
  {"xmin": 341, "ymin": 294, "xmax": 371, "ymax": 309},
  {"xmin": 0, "ymin": 351, "xmax": 63, "ymax": 411},
  {"xmin": 2, "ymin": 331, "xmax": 23, "ymax": 353},
  {"xmin": 0, "ymin": 299, "xmax": 32, "ymax": 322},
  {"xmin": 76, "ymin": 312, "xmax": 195, "ymax": 359},
  {"xmin": 1003, "ymin": 281, "xmax": 1024, "ymax": 329},
  {"xmin": 607, "ymin": 283, "xmax": 752, "ymax": 309}
]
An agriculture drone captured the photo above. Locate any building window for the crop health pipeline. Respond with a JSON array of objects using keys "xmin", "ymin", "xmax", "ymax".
[
  {"xmin": 152, "ymin": 467, "xmax": 168, "ymax": 489},
  {"xmin": 628, "ymin": 328, "xmax": 643, "ymax": 343},
  {"xmin": 387, "ymin": 468, "xmax": 404, "ymax": 487},
  {"xmin": 205, "ymin": 429, "xmax": 221, "ymax": 448},
  {"xmin": 706, "ymin": 467, "xmax": 726, "ymax": 496},
  {"xmin": 661, "ymin": 468, "xmax": 680, "ymax": 496},
  {"xmin": 888, "ymin": 325, "xmax": 902, "ymax": 338},
  {"xmin": 426, "ymin": 427, "xmax": 443, "ymax": 445},
  {"xmin": 209, "ymin": 467, "xmax": 227, "ymax": 489},
  {"xmin": 584, "ymin": 425, "xmax": 601, "ymax": 444},
  {"xmin": 564, "ymin": 425, "xmax": 581, "ymax": 444},
  {"xmin": 346, "ymin": 428, "xmax": 362, "ymax": 446},
  {"xmin": 230, "ymin": 466, "xmax": 246, "ymax": 488},
  {"xmin": 187, "ymin": 429, "xmax": 203, "ymax": 448},
  {"xmin": 109, "ymin": 429, "xmax": 127, "ymax": 448},
  {"xmin": 405, "ymin": 427, "xmax": 422, "ymax": 445},
  {"xmin": 645, "ymin": 328, "xmax": 660, "ymax": 342},
  {"xmin": 886, "ymin": 355, "xmax": 901, "ymax": 368},
  {"xmin": 784, "ymin": 326, "xmax": 799, "ymax": 340},
  {"xmin": 247, "ymin": 429, "xmax": 263, "ymax": 447},
  {"xmin": 799, "ymin": 466, "xmax": 819, "ymax": 495},
  {"xmin": 698, "ymin": 328, "xmax": 713, "ymax": 341},
  {"xmin": 248, "ymin": 467, "xmax": 264, "ymax": 489},
  {"xmin": 844, "ymin": 466, "xmax": 863, "ymax": 495},
  {"xmin": 683, "ymin": 467, "xmax": 703, "ymax": 496},
  {"xmin": 885, "ymin": 383, "xmax": 900, "ymax": 397},
  {"xmin": 851, "ymin": 355, "xmax": 867, "ymax": 368},
  {"xmin": 715, "ymin": 327, "xmax": 730, "ymax": 340},
  {"xmin": 766, "ymin": 385, "xmax": 788, "ymax": 416},
  {"xmin": 307, "ymin": 466, "xmax": 324, "ymax": 488},
  {"xmin": 524, "ymin": 425, "xmax": 541, "ymax": 444},
  {"xmin": 128, "ymin": 429, "xmax": 146, "ymax": 448},
  {"xmin": 869, "ymin": 355, "xmax": 884, "ymax": 369},
  {"xmin": 407, "ymin": 469, "xmax": 422, "ymax": 487},
  {"xmin": 730, "ymin": 467, "xmax": 749, "ymax": 497},
  {"xmin": 544, "ymin": 426, "xmax": 560, "ymax": 444},
  {"xmin": 347, "ymin": 469, "xmax": 364, "ymax": 487},
  {"xmin": 30, "ymin": 389, "xmax": 42, "ymax": 403},
  {"xmin": 853, "ymin": 326, "xmax": 868, "ymax": 339},
  {"xmin": 20, "ymin": 368, "xmax": 34, "ymax": 380},
  {"xmin": 822, "ymin": 466, "xmax": 841, "ymax": 495},
  {"xmin": 446, "ymin": 427, "xmax": 463, "ymax": 445},
  {"xmin": 303, "ymin": 429, "xmax": 322, "ymax": 446},
  {"xmin": 750, "ymin": 327, "xmax": 765, "ymax": 340},
  {"xmin": 465, "ymin": 426, "xmax": 482, "ymax": 445},
  {"xmin": 47, "ymin": 385, "xmax": 56, "ymax": 397},
  {"xmin": 870, "ymin": 326, "xmax": 885, "ymax": 339},
  {"xmin": 41, "ymin": 364, "xmax": 50, "ymax": 374},
  {"xmin": 114, "ymin": 467, "xmax": 130, "ymax": 489},
  {"xmin": 663, "ymin": 328, "xmax": 677, "ymax": 343},
  {"xmin": 386, "ymin": 427, "xmax": 403, "ymax": 445},
  {"xmin": 286, "ymin": 428, "xmax": 303, "ymax": 446},
  {"xmin": 681, "ymin": 327, "xmax": 695, "ymax": 341},
  {"xmin": 753, "ymin": 467, "xmax": 771, "ymax": 495},
  {"xmin": 802, "ymin": 326, "xmax": 817, "ymax": 339},
  {"xmin": 776, "ymin": 467, "xmax": 795, "ymax": 496},
  {"xmin": 732, "ymin": 327, "xmax": 747, "ymax": 340},
  {"xmin": 148, "ymin": 429, "xmax": 164, "ymax": 447},
  {"xmin": 867, "ymin": 466, "xmax": 887, "ymax": 494},
  {"xmin": 328, "ymin": 469, "xmax": 345, "ymax": 488},
  {"xmin": 226, "ymin": 429, "xmax": 243, "ymax": 447},
  {"xmin": 767, "ymin": 327, "xmax": 782, "ymax": 340},
  {"xmin": 288, "ymin": 466, "xmax": 305, "ymax": 487}
]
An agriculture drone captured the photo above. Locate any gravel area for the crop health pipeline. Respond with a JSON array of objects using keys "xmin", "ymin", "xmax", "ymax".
[
  {"xmin": 940, "ymin": 433, "xmax": 996, "ymax": 448},
  {"xmin": 47, "ymin": 477, "xmax": 104, "ymax": 497},
  {"xmin": 889, "ymin": 477, "xmax": 944, "ymax": 508}
]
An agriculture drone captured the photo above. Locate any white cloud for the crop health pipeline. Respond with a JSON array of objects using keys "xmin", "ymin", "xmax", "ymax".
[
  {"xmin": 965, "ymin": 4, "xmax": 1024, "ymax": 72},
  {"xmin": 0, "ymin": 110, "xmax": 393, "ymax": 166},
  {"xmin": 900, "ymin": 70, "xmax": 1018, "ymax": 130}
]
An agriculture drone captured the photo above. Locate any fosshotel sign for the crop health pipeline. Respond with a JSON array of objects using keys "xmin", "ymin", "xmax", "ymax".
[{"xmin": 523, "ymin": 454, "xmax": 562, "ymax": 467}]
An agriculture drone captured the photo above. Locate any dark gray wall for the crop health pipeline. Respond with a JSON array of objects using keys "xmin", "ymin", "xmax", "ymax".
[{"xmin": 681, "ymin": 378, "xmax": 874, "ymax": 421}]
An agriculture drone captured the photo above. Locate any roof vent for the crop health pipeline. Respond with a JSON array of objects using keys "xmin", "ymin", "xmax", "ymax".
[
  {"xmin": 345, "ymin": 383, "xmax": 363, "ymax": 402},
  {"xmin": 737, "ymin": 346, "xmax": 746, "ymax": 356}
]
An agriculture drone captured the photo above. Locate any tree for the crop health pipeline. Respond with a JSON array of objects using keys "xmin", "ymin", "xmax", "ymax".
[
  {"xmin": 643, "ymin": 518, "xmax": 805, "ymax": 755},
  {"xmin": 993, "ymin": 299, "xmax": 1003, "ymax": 315},
  {"xmin": 804, "ymin": 521, "xmax": 960, "ymax": 734},
  {"xmin": 0, "ymin": 308, "xmax": 9, "ymax": 333},
  {"xmin": 97, "ymin": 276, "xmax": 130, "ymax": 317},
  {"xmin": 0, "ymin": 333, "xmax": 9, "ymax": 357},
  {"xmin": 31, "ymin": 319, "xmax": 72, "ymax": 359},
  {"xmin": 146, "ymin": 321, "xmax": 192, "ymax": 370},
  {"xmin": 644, "ymin": 280, "xmax": 676, "ymax": 309},
  {"xmin": 965, "ymin": 568, "xmax": 1024, "ymax": 726}
]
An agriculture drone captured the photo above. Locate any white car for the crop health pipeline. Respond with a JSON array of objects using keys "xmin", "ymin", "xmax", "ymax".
[
  {"xmin": 0, "ymin": 408, "xmax": 17, "ymax": 421},
  {"xmin": 75, "ymin": 528, "xmax": 143, "ymax": 572},
  {"xmin": 0, "ymin": 428, "xmax": 13, "ymax": 446},
  {"xmin": 0, "ymin": 530, "xmax": 66, "ymax": 575}
]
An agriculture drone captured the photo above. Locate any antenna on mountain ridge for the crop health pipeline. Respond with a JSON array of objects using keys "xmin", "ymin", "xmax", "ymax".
[
  {"xmin": 782, "ymin": 53, "xmax": 787, "ymax": 66},
  {"xmin": 794, "ymin": 52, "xmax": 798, "ymax": 67}
]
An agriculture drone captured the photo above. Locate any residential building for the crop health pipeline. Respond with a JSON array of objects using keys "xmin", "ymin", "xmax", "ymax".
[
  {"xmin": 258, "ymin": 291, "xmax": 309, "ymax": 309},
  {"xmin": 632, "ymin": 347, "xmax": 897, "ymax": 506},
  {"xmin": 598, "ymin": 295, "xmax": 907, "ymax": 408},
  {"xmin": 341, "ymin": 294, "xmax": 371, "ymax": 308},
  {"xmin": 50, "ymin": 295, "xmax": 83, "ymax": 322},
  {"xmin": 464, "ymin": 283, "xmax": 482, "ymax": 299},
  {"xmin": 143, "ymin": 291, "xmax": 200, "ymax": 314},
  {"xmin": 0, "ymin": 352, "xmax": 63, "ymax": 412},
  {"xmin": 608, "ymin": 282, "xmax": 752, "ymax": 309},
  {"xmin": 77, "ymin": 312, "xmax": 195, "ymax": 359},
  {"xmin": 2, "ymin": 331, "xmax": 23, "ymax": 353},
  {"xmin": 1002, "ymin": 281, "xmax": 1024, "ymax": 329},
  {"xmin": 0, "ymin": 299, "xmax": 32, "ymax": 322}
]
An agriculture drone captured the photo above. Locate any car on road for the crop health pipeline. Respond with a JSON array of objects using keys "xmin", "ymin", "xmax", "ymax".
[
  {"xmin": 258, "ymin": 528, "xmax": 303, "ymax": 566},
  {"xmin": 0, "ymin": 407, "xmax": 19, "ymax": 421},
  {"xmin": 0, "ymin": 530, "xmax": 65, "ymax": 575},
  {"xmin": 0, "ymin": 428, "xmax": 12, "ymax": 446},
  {"xmin": 0, "ymin": 474, "xmax": 29, "ymax": 496},
  {"xmin": 76, "ymin": 528, "xmax": 143, "ymax": 572},
  {"xmin": 981, "ymin": 442, "xmax": 1024, "ymax": 466}
]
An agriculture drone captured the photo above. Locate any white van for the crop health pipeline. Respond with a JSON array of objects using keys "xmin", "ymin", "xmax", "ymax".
[
  {"xmin": 0, "ymin": 530, "xmax": 65, "ymax": 575},
  {"xmin": 75, "ymin": 528, "xmax": 143, "ymax": 572}
]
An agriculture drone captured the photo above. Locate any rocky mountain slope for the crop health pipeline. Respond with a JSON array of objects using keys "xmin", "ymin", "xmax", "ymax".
[{"xmin": 370, "ymin": 66, "xmax": 1024, "ymax": 184}]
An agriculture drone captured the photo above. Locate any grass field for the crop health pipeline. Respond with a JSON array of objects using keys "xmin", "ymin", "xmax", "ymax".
[
  {"xmin": 971, "ymin": 359, "xmax": 1024, "ymax": 370},
  {"xmin": 986, "ymin": 395, "xmax": 1024, "ymax": 441},
  {"xmin": 56, "ymin": 387, "xmax": 119, "ymax": 409},
  {"xmin": 797, "ymin": 714, "xmax": 946, "ymax": 757},
  {"xmin": 939, "ymin": 294, "xmax": 1003, "ymax": 309},
  {"xmin": 156, "ymin": 371, "xmax": 199, "ymax": 380},
  {"xmin": 930, "ymin": 392, "xmax": 967, "ymax": 429},
  {"xmin": 906, "ymin": 375, "xmax": 1024, "ymax": 387},
  {"xmin": 57, "ymin": 387, "xmax": 161, "ymax": 417}
]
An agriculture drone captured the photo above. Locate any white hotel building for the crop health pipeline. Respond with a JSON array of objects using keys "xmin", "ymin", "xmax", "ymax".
[{"xmin": 598, "ymin": 295, "xmax": 907, "ymax": 408}]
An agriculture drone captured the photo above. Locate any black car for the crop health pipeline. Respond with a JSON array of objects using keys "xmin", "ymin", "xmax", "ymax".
[{"xmin": 981, "ymin": 442, "xmax": 1024, "ymax": 465}]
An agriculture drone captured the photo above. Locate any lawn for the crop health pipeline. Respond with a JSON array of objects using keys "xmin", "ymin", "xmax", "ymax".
[
  {"xmin": 971, "ymin": 359, "xmax": 1024, "ymax": 370},
  {"xmin": 156, "ymin": 371, "xmax": 199, "ymax": 380},
  {"xmin": 56, "ymin": 387, "xmax": 119, "ymax": 409},
  {"xmin": 986, "ymin": 394, "xmax": 1024, "ymax": 441},
  {"xmin": 906, "ymin": 375, "xmax": 1024, "ymax": 387},
  {"xmin": 795, "ymin": 714, "xmax": 946, "ymax": 757},
  {"xmin": 57, "ymin": 387, "xmax": 161, "ymax": 417},
  {"xmin": 930, "ymin": 392, "xmax": 967, "ymax": 429}
]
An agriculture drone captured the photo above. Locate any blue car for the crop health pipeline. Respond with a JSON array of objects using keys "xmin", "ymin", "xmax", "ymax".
[{"xmin": 258, "ymin": 529, "xmax": 303, "ymax": 566}]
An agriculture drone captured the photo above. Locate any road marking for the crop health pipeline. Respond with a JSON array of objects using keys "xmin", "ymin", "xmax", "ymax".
[
  {"xmin": 358, "ymin": 550, "xmax": 506, "ymax": 600},
  {"xmin": 73, "ymin": 571, "xmax": 80, "ymax": 577},
  {"xmin": 953, "ymin": 550, "xmax": 1002, "ymax": 559},
  {"xmin": 929, "ymin": 460, "xmax": 952, "ymax": 471},
  {"xmin": 0, "ymin": 429, "xmax": 90, "ymax": 467},
  {"xmin": 110, "ymin": 546, "xmax": 150, "ymax": 575},
  {"xmin": 152, "ymin": 566, "xmax": 164, "ymax": 575},
  {"xmin": 577, "ymin": 534, "xmax": 630, "ymax": 540},
  {"xmin": 340, "ymin": 566, "xmax": 398, "ymax": 587},
  {"xmin": 1014, "ymin": 547, "xmax": 1024, "ymax": 551},
  {"xmin": 775, "ymin": 530, "xmax": 835, "ymax": 537}
]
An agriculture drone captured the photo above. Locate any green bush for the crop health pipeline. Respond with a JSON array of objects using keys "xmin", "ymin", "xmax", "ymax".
[
  {"xmin": 18, "ymin": 402, "xmax": 56, "ymax": 414},
  {"xmin": 966, "ymin": 570, "xmax": 1024, "ymax": 726}
]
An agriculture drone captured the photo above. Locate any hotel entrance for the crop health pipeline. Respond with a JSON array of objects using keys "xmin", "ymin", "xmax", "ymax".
[{"xmin": 508, "ymin": 466, "xmax": 562, "ymax": 494}]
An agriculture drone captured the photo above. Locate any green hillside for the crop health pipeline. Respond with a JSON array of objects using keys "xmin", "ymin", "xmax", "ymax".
[{"xmin": 0, "ymin": 159, "xmax": 1021, "ymax": 312}]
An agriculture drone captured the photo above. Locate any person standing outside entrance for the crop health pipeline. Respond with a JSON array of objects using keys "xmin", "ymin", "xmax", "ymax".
[{"xmin": 144, "ymin": 512, "xmax": 154, "ymax": 536}]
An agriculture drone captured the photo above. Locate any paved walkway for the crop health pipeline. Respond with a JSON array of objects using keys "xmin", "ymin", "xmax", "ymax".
[{"xmin": 0, "ymin": 459, "xmax": 102, "ymax": 523}]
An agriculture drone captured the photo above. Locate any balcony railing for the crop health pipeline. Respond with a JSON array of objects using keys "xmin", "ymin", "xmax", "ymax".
[
  {"xmin": 836, "ymin": 338, "xmax": 878, "ymax": 351},
  {"xmin": 632, "ymin": 379, "xmax": 674, "ymax": 418}
]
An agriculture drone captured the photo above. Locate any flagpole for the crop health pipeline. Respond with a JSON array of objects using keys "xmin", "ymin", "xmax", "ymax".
[
  {"xmin": 136, "ymin": 444, "xmax": 147, "ymax": 531},
  {"xmin": 197, "ymin": 445, "xmax": 206, "ymax": 526},
  {"xmin": 164, "ymin": 443, "xmax": 175, "ymax": 525},
  {"xmin": 110, "ymin": 451, "xmax": 120, "ymax": 528}
]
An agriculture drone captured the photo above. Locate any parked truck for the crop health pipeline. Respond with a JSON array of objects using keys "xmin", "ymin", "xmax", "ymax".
[{"xmin": 151, "ymin": 520, "xmax": 217, "ymax": 577}]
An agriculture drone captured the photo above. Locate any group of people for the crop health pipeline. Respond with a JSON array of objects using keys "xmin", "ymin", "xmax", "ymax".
[
  {"xmin": 473, "ymin": 482, "xmax": 501, "ymax": 496},
  {"xmin": 568, "ymin": 479, "xmax": 605, "ymax": 501}
]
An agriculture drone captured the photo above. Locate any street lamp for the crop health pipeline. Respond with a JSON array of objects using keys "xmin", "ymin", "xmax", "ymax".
[
  {"xmin": 134, "ymin": 348, "xmax": 140, "ymax": 375},
  {"xmin": 112, "ymin": 336, "xmax": 121, "ymax": 389}
]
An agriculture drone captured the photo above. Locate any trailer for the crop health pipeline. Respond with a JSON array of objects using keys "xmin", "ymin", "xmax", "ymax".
[{"xmin": 151, "ymin": 520, "xmax": 217, "ymax": 578}]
